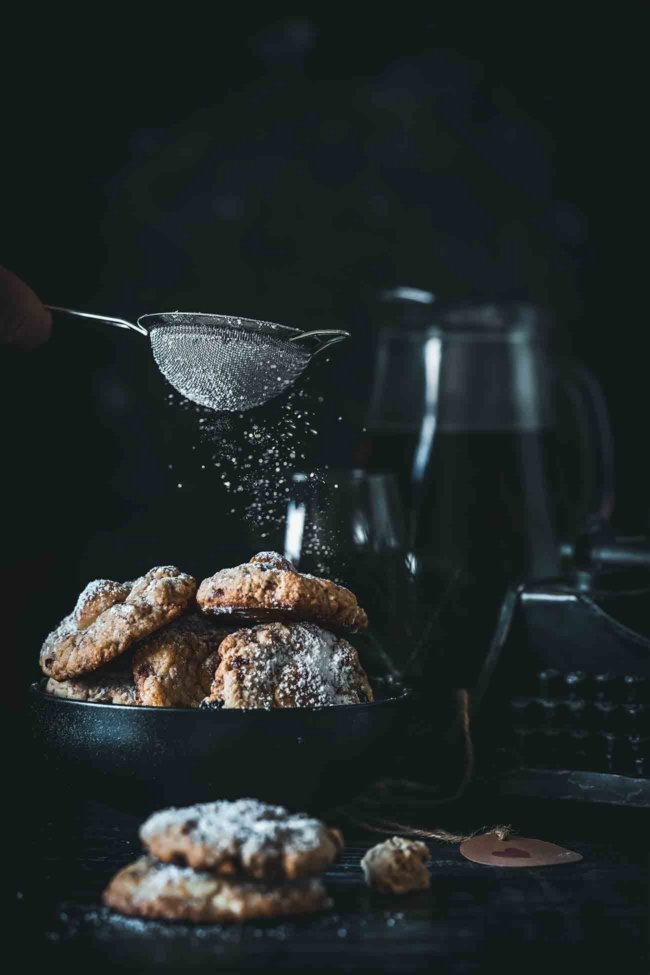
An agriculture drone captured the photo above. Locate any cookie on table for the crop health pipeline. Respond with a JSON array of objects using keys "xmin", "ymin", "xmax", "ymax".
[
  {"xmin": 45, "ymin": 673, "xmax": 136, "ymax": 706},
  {"xmin": 140, "ymin": 798, "xmax": 343, "ymax": 881},
  {"xmin": 197, "ymin": 552, "xmax": 368, "ymax": 633},
  {"xmin": 40, "ymin": 567, "xmax": 196, "ymax": 680},
  {"xmin": 204, "ymin": 622, "xmax": 373, "ymax": 709},
  {"xmin": 133, "ymin": 614, "xmax": 231, "ymax": 708},
  {"xmin": 103, "ymin": 856, "xmax": 330, "ymax": 923},
  {"xmin": 361, "ymin": 836, "xmax": 431, "ymax": 894}
]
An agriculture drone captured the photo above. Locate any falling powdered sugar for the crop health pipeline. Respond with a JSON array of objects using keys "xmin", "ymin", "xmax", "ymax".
[
  {"xmin": 203, "ymin": 391, "xmax": 326, "ymax": 536},
  {"xmin": 166, "ymin": 385, "xmax": 337, "ymax": 562}
]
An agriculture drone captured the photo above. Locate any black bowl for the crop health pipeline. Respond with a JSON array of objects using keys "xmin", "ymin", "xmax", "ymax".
[{"xmin": 29, "ymin": 679, "xmax": 410, "ymax": 813}]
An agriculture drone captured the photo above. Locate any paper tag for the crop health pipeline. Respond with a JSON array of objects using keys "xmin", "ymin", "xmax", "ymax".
[{"xmin": 460, "ymin": 832, "xmax": 583, "ymax": 868}]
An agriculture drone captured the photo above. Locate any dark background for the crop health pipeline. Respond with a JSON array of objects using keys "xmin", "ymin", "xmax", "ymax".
[{"xmin": 2, "ymin": 10, "xmax": 649, "ymax": 695}]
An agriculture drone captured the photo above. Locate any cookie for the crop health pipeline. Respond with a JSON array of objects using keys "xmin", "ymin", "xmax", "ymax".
[
  {"xmin": 133, "ymin": 614, "xmax": 231, "ymax": 708},
  {"xmin": 45, "ymin": 673, "xmax": 136, "ymax": 706},
  {"xmin": 103, "ymin": 857, "xmax": 330, "ymax": 923},
  {"xmin": 204, "ymin": 622, "xmax": 373, "ymax": 709},
  {"xmin": 197, "ymin": 552, "xmax": 368, "ymax": 633},
  {"xmin": 140, "ymin": 798, "xmax": 343, "ymax": 881},
  {"xmin": 361, "ymin": 836, "xmax": 431, "ymax": 894},
  {"xmin": 40, "ymin": 567, "xmax": 196, "ymax": 680}
]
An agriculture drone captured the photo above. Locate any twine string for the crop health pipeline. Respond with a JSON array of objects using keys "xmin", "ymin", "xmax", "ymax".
[{"xmin": 340, "ymin": 689, "xmax": 512, "ymax": 844}]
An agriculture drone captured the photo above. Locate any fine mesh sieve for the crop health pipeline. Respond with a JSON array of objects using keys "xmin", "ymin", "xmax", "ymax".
[{"xmin": 46, "ymin": 307, "xmax": 349, "ymax": 411}]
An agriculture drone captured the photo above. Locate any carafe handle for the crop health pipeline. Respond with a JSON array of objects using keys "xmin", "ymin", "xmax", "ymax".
[{"xmin": 561, "ymin": 361, "xmax": 616, "ymax": 527}]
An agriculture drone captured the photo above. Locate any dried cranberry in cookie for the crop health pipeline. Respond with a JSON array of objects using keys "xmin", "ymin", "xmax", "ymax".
[
  {"xmin": 204, "ymin": 622, "xmax": 373, "ymax": 709},
  {"xmin": 197, "ymin": 552, "xmax": 368, "ymax": 632}
]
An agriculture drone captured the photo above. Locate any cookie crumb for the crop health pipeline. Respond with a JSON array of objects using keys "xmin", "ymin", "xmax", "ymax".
[{"xmin": 361, "ymin": 837, "xmax": 431, "ymax": 894}]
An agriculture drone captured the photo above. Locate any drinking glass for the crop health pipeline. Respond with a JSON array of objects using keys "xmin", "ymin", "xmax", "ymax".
[{"xmin": 280, "ymin": 469, "xmax": 421, "ymax": 676}]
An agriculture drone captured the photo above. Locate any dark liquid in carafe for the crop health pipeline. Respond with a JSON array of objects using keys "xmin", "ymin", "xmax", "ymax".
[
  {"xmin": 354, "ymin": 429, "xmax": 420, "ymax": 513},
  {"xmin": 412, "ymin": 430, "xmax": 561, "ymax": 686}
]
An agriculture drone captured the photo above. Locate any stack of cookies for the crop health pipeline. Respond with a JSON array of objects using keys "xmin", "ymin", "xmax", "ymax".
[
  {"xmin": 39, "ymin": 552, "xmax": 372, "ymax": 710},
  {"xmin": 103, "ymin": 798, "xmax": 343, "ymax": 923},
  {"xmin": 198, "ymin": 551, "xmax": 372, "ymax": 708}
]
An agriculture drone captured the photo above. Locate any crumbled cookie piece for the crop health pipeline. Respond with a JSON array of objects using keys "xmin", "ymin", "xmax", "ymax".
[
  {"xmin": 133, "ymin": 614, "xmax": 230, "ymax": 707},
  {"xmin": 204, "ymin": 622, "xmax": 373, "ymax": 709},
  {"xmin": 361, "ymin": 836, "xmax": 431, "ymax": 894},
  {"xmin": 40, "ymin": 567, "xmax": 196, "ymax": 680},
  {"xmin": 103, "ymin": 857, "xmax": 330, "ymax": 923},
  {"xmin": 197, "ymin": 552, "xmax": 368, "ymax": 633},
  {"xmin": 140, "ymin": 798, "xmax": 343, "ymax": 881}
]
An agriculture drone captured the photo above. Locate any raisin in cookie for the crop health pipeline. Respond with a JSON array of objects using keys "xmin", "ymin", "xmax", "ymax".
[
  {"xmin": 103, "ymin": 857, "xmax": 330, "ymax": 923},
  {"xmin": 40, "ymin": 568, "xmax": 196, "ymax": 680},
  {"xmin": 140, "ymin": 798, "xmax": 343, "ymax": 881},
  {"xmin": 361, "ymin": 837, "xmax": 431, "ymax": 894},
  {"xmin": 133, "ymin": 614, "xmax": 231, "ymax": 708},
  {"xmin": 203, "ymin": 622, "xmax": 373, "ymax": 709},
  {"xmin": 197, "ymin": 552, "xmax": 368, "ymax": 633},
  {"xmin": 45, "ymin": 673, "xmax": 136, "ymax": 705}
]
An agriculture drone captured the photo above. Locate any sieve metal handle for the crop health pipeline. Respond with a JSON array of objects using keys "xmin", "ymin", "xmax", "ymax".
[
  {"xmin": 46, "ymin": 305, "xmax": 148, "ymax": 336},
  {"xmin": 289, "ymin": 329, "xmax": 349, "ymax": 357}
]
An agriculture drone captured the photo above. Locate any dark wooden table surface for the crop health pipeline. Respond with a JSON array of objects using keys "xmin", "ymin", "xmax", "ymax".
[{"xmin": 17, "ymin": 797, "xmax": 648, "ymax": 973}]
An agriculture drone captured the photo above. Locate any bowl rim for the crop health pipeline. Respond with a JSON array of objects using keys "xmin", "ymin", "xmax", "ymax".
[{"xmin": 29, "ymin": 677, "xmax": 412, "ymax": 715}]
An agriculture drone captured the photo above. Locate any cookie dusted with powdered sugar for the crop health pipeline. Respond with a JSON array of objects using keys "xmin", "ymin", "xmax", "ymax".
[
  {"xmin": 361, "ymin": 836, "xmax": 431, "ymax": 894},
  {"xmin": 103, "ymin": 857, "xmax": 330, "ymax": 923},
  {"xmin": 203, "ymin": 622, "xmax": 373, "ymax": 709},
  {"xmin": 133, "ymin": 614, "xmax": 231, "ymax": 708},
  {"xmin": 45, "ymin": 673, "xmax": 136, "ymax": 706},
  {"xmin": 197, "ymin": 552, "xmax": 368, "ymax": 633},
  {"xmin": 40, "ymin": 567, "xmax": 196, "ymax": 680},
  {"xmin": 140, "ymin": 798, "xmax": 343, "ymax": 881}
]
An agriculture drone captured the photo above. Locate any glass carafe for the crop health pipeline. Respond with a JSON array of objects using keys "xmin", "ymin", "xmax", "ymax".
[
  {"xmin": 362, "ymin": 295, "xmax": 614, "ymax": 686},
  {"xmin": 410, "ymin": 299, "xmax": 614, "ymax": 685}
]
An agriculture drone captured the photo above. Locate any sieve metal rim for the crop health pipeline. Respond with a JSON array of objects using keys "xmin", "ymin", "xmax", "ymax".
[{"xmin": 138, "ymin": 312, "xmax": 304, "ymax": 340}]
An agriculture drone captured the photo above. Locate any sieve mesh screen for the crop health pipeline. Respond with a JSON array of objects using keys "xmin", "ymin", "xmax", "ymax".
[{"xmin": 149, "ymin": 320, "xmax": 311, "ymax": 412}]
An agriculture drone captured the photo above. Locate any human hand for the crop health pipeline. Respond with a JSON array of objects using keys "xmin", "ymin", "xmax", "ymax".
[{"xmin": 0, "ymin": 266, "xmax": 52, "ymax": 349}]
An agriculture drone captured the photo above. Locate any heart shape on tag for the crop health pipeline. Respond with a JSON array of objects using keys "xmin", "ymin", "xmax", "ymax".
[{"xmin": 460, "ymin": 833, "xmax": 583, "ymax": 868}]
